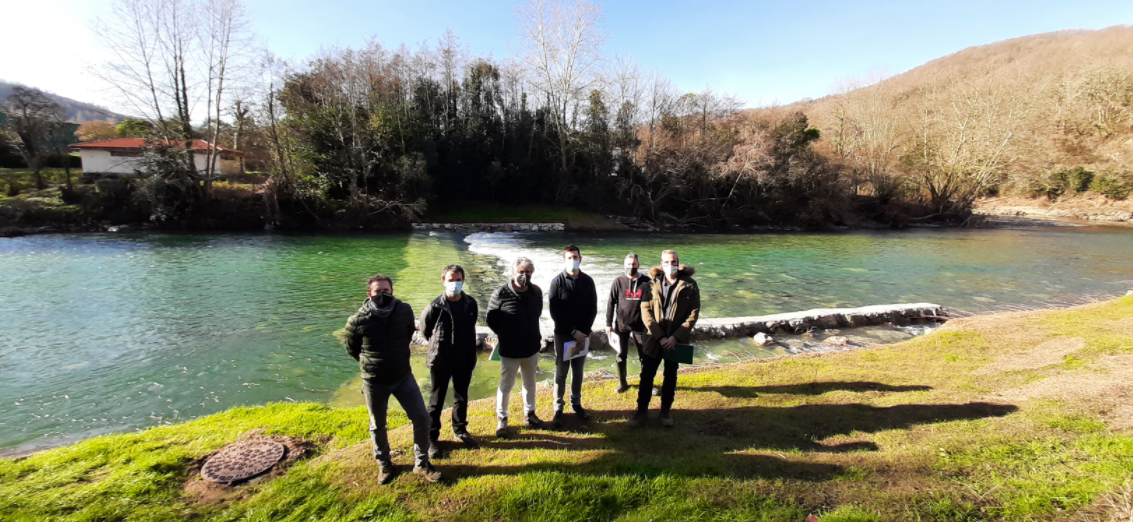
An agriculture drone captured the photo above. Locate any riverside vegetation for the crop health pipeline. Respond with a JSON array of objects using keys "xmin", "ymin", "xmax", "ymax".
[
  {"xmin": 4, "ymin": 294, "xmax": 1133, "ymax": 521},
  {"xmin": 6, "ymin": 3, "xmax": 1132, "ymax": 233}
]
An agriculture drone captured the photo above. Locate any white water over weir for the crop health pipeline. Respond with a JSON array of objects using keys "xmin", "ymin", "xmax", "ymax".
[{"xmin": 448, "ymin": 303, "xmax": 949, "ymax": 351}]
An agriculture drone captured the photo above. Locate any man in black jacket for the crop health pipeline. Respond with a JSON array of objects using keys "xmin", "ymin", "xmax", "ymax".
[
  {"xmin": 486, "ymin": 257, "xmax": 545, "ymax": 437},
  {"xmin": 419, "ymin": 264, "xmax": 480, "ymax": 458},
  {"xmin": 548, "ymin": 245, "xmax": 597, "ymax": 427},
  {"xmin": 605, "ymin": 253, "xmax": 651, "ymax": 393},
  {"xmin": 344, "ymin": 275, "xmax": 440, "ymax": 484}
]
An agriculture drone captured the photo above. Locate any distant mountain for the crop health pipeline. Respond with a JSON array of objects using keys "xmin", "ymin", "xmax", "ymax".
[{"xmin": 0, "ymin": 81, "xmax": 133, "ymax": 124}]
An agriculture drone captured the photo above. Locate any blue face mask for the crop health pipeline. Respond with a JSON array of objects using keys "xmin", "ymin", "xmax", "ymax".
[
  {"xmin": 565, "ymin": 259, "xmax": 580, "ymax": 273},
  {"xmin": 445, "ymin": 281, "xmax": 463, "ymax": 297}
]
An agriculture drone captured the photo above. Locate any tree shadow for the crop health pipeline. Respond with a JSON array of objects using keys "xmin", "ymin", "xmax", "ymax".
[
  {"xmin": 680, "ymin": 381, "xmax": 934, "ymax": 398},
  {"xmin": 439, "ymin": 401, "xmax": 1017, "ymax": 482}
]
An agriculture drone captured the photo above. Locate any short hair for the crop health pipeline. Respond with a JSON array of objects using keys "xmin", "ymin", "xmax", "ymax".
[
  {"xmin": 624, "ymin": 253, "xmax": 638, "ymax": 262},
  {"xmin": 368, "ymin": 274, "xmax": 393, "ymax": 290},
  {"xmin": 661, "ymin": 250, "xmax": 679, "ymax": 263},
  {"xmin": 441, "ymin": 264, "xmax": 465, "ymax": 280},
  {"xmin": 514, "ymin": 257, "xmax": 534, "ymax": 273},
  {"xmin": 562, "ymin": 244, "xmax": 581, "ymax": 257}
]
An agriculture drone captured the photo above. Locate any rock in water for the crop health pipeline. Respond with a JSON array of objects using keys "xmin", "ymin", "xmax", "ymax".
[
  {"xmin": 752, "ymin": 332, "xmax": 775, "ymax": 346},
  {"xmin": 826, "ymin": 336, "xmax": 854, "ymax": 348}
]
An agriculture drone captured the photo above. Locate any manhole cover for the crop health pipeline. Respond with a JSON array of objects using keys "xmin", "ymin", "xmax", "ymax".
[{"xmin": 200, "ymin": 441, "xmax": 285, "ymax": 483}]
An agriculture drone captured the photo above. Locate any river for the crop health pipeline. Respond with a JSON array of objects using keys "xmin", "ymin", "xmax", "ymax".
[{"xmin": 2, "ymin": 226, "xmax": 1132, "ymax": 454}]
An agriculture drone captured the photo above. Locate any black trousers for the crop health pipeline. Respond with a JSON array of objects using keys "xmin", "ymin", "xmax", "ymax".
[
  {"xmin": 615, "ymin": 329, "xmax": 643, "ymax": 364},
  {"xmin": 427, "ymin": 365, "xmax": 473, "ymax": 440},
  {"xmin": 637, "ymin": 351, "xmax": 679, "ymax": 413}
]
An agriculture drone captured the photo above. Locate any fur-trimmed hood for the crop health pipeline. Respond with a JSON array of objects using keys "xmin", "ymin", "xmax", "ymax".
[{"xmin": 647, "ymin": 264, "xmax": 696, "ymax": 280}]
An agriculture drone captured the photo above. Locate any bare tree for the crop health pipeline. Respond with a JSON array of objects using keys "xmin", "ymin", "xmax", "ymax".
[
  {"xmin": 514, "ymin": 0, "xmax": 607, "ymax": 172},
  {"xmin": 199, "ymin": 0, "xmax": 257, "ymax": 186},
  {"xmin": 1, "ymin": 87, "xmax": 64, "ymax": 189}
]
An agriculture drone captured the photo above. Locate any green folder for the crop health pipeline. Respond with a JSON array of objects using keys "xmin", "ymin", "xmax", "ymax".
[
  {"xmin": 663, "ymin": 343, "xmax": 694, "ymax": 364},
  {"xmin": 489, "ymin": 342, "xmax": 501, "ymax": 361}
]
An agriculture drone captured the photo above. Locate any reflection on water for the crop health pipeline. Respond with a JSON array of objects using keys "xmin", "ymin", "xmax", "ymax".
[{"xmin": 1, "ymin": 227, "xmax": 1131, "ymax": 452}]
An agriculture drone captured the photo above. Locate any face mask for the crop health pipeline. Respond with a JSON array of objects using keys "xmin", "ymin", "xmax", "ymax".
[
  {"xmin": 565, "ymin": 259, "xmax": 580, "ymax": 273},
  {"xmin": 445, "ymin": 281, "xmax": 463, "ymax": 297},
  {"xmin": 514, "ymin": 274, "xmax": 529, "ymax": 287},
  {"xmin": 664, "ymin": 264, "xmax": 679, "ymax": 277},
  {"xmin": 626, "ymin": 267, "xmax": 638, "ymax": 277},
  {"xmin": 375, "ymin": 291, "xmax": 394, "ymax": 307}
]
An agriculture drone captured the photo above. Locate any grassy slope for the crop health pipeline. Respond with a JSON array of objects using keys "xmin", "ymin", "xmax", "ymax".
[{"xmin": 4, "ymin": 296, "xmax": 1133, "ymax": 521}]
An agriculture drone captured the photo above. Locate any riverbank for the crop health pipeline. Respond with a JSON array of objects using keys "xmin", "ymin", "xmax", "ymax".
[
  {"xmin": 975, "ymin": 195, "xmax": 1133, "ymax": 226},
  {"xmin": 4, "ymin": 295, "xmax": 1132, "ymax": 521}
]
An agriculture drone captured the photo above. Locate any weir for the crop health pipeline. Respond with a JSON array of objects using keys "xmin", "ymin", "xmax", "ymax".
[{"xmin": 445, "ymin": 302, "xmax": 949, "ymax": 350}]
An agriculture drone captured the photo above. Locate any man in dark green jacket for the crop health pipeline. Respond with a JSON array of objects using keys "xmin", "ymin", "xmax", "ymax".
[
  {"xmin": 345, "ymin": 274, "xmax": 440, "ymax": 484},
  {"xmin": 419, "ymin": 264, "xmax": 480, "ymax": 457},
  {"xmin": 629, "ymin": 250, "xmax": 700, "ymax": 429}
]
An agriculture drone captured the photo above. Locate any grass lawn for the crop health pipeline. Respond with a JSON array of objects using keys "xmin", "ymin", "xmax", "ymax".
[{"xmin": 4, "ymin": 296, "xmax": 1133, "ymax": 521}]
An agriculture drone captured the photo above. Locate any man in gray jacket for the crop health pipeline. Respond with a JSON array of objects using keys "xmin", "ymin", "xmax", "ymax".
[{"xmin": 345, "ymin": 274, "xmax": 441, "ymax": 484}]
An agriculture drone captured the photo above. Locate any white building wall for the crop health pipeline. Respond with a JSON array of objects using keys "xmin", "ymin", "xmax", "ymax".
[
  {"xmin": 80, "ymin": 150, "xmax": 242, "ymax": 176},
  {"xmin": 80, "ymin": 150, "xmax": 145, "ymax": 175}
]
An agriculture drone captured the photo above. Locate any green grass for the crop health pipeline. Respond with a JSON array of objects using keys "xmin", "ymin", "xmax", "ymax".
[{"xmin": 4, "ymin": 296, "xmax": 1133, "ymax": 521}]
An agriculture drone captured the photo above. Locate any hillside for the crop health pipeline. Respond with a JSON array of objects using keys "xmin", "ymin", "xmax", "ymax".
[
  {"xmin": 774, "ymin": 25, "xmax": 1133, "ymax": 203},
  {"xmin": 0, "ymin": 80, "xmax": 131, "ymax": 123}
]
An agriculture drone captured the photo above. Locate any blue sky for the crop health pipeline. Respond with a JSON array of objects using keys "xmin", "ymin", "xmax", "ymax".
[{"xmin": 3, "ymin": 0, "xmax": 1132, "ymax": 111}]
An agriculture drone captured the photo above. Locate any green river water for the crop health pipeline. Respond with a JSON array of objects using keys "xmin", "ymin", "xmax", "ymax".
[{"xmin": 2, "ymin": 227, "xmax": 1132, "ymax": 454}]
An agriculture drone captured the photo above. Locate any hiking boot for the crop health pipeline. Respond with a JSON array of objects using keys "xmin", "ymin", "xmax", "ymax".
[
  {"xmin": 525, "ymin": 411, "xmax": 544, "ymax": 428},
  {"xmin": 377, "ymin": 460, "xmax": 396, "ymax": 485},
  {"xmin": 627, "ymin": 410, "xmax": 648, "ymax": 428},
  {"xmin": 552, "ymin": 411, "xmax": 564, "ymax": 429},
  {"xmin": 496, "ymin": 418, "xmax": 508, "ymax": 438},
  {"xmin": 616, "ymin": 382, "xmax": 630, "ymax": 394},
  {"xmin": 413, "ymin": 461, "xmax": 442, "ymax": 483},
  {"xmin": 616, "ymin": 361, "xmax": 629, "ymax": 393},
  {"xmin": 660, "ymin": 412, "xmax": 674, "ymax": 428},
  {"xmin": 428, "ymin": 442, "xmax": 443, "ymax": 461},
  {"xmin": 573, "ymin": 405, "xmax": 590, "ymax": 422},
  {"xmin": 456, "ymin": 432, "xmax": 479, "ymax": 449}
]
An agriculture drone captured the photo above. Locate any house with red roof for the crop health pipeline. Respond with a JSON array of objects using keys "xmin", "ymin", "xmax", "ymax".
[{"xmin": 71, "ymin": 138, "xmax": 245, "ymax": 177}]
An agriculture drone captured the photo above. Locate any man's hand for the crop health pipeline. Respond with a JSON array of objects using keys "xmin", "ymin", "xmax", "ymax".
[
  {"xmin": 606, "ymin": 327, "xmax": 613, "ymax": 340},
  {"xmin": 573, "ymin": 330, "xmax": 588, "ymax": 344},
  {"xmin": 661, "ymin": 336, "xmax": 677, "ymax": 351}
]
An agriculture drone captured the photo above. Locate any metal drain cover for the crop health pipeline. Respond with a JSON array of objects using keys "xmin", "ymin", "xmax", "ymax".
[{"xmin": 200, "ymin": 440, "xmax": 285, "ymax": 483}]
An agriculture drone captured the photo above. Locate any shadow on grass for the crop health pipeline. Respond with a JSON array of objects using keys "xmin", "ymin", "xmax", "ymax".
[
  {"xmin": 441, "ymin": 401, "xmax": 1016, "ymax": 482},
  {"xmin": 680, "ymin": 381, "xmax": 934, "ymax": 398}
]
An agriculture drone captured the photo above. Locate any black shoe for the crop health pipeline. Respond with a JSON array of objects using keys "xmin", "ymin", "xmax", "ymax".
[
  {"xmin": 428, "ymin": 443, "xmax": 442, "ymax": 461},
  {"xmin": 573, "ymin": 405, "xmax": 590, "ymax": 422},
  {"xmin": 525, "ymin": 411, "xmax": 544, "ymax": 428},
  {"xmin": 552, "ymin": 411, "xmax": 564, "ymax": 428},
  {"xmin": 660, "ymin": 412, "xmax": 674, "ymax": 428},
  {"xmin": 496, "ymin": 418, "xmax": 508, "ymax": 438},
  {"xmin": 456, "ymin": 432, "xmax": 479, "ymax": 448},
  {"xmin": 616, "ymin": 382, "xmax": 630, "ymax": 394},
  {"xmin": 413, "ymin": 461, "xmax": 442, "ymax": 483},
  {"xmin": 377, "ymin": 460, "xmax": 396, "ymax": 485},
  {"xmin": 627, "ymin": 410, "xmax": 648, "ymax": 428}
]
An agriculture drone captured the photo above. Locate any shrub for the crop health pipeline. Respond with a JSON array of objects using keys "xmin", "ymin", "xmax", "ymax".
[
  {"xmin": 1090, "ymin": 171, "xmax": 1132, "ymax": 199},
  {"xmin": 1026, "ymin": 167, "xmax": 1095, "ymax": 199},
  {"xmin": 4, "ymin": 180, "xmax": 19, "ymax": 197}
]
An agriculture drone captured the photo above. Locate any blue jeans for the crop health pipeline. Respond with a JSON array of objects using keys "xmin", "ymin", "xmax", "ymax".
[
  {"xmin": 553, "ymin": 333, "xmax": 587, "ymax": 412},
  {"xmin": 363, "ymin": 373, "xmax": 432, "ymax": 466}
]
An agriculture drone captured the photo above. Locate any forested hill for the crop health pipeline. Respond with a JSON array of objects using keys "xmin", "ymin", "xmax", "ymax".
[
  {"xmin": 0, "ymin": 81, "xmax": 130, "ymax": 123},
  {"xmin": 780, "ymin": 25, "xmax": 1133, "ymax": 199}
]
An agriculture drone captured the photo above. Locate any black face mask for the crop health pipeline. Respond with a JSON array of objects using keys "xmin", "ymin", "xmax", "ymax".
[
  {"xmin": 375, "ymin": 292, "xmax": 394, "ymax": 307},
  {"xmin": 626, "ymin": 268, "xmax": 638, "ymax": 277},
  {"xmin": 515, "ymin": 274, "xmax": 529, "ymax": 288}
]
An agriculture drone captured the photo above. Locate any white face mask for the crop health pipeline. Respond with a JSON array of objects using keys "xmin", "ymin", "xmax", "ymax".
[
  {"xmin": 565, "ymin": 259, "xmax": 580, "ymax": 273},
  {"xmin": 444, "ymin": 281, "xmax": 463, "ymax": 297},
  {"xmin": 664, "ymin": 264, "xmax": 679, "ymax": 277}
]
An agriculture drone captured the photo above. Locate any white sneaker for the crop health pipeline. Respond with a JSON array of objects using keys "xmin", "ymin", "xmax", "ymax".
[{"xmin": 496, "ymin": 418, "xmax": 508, "ymax": 438}]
